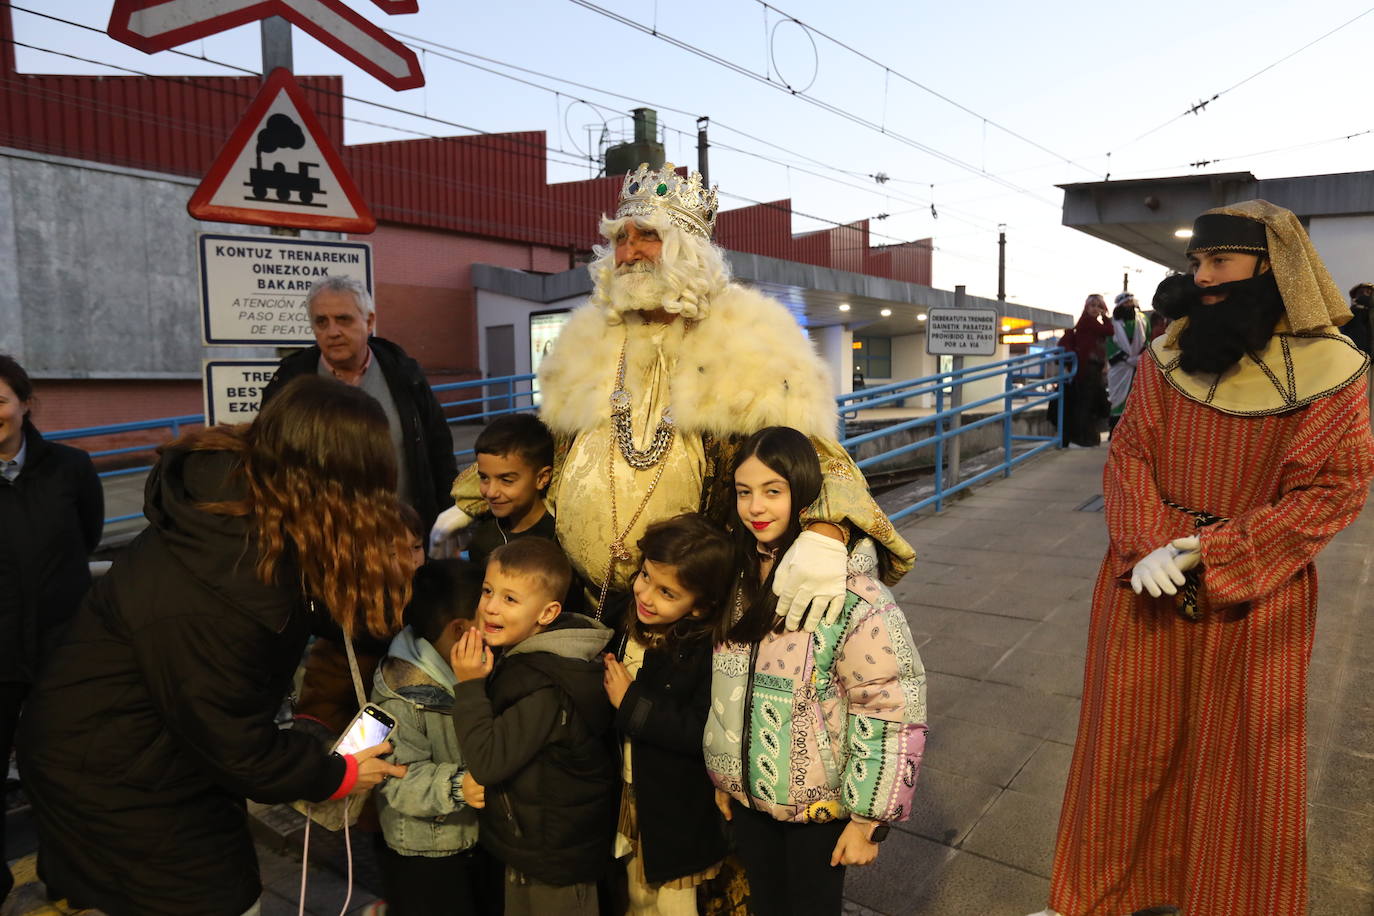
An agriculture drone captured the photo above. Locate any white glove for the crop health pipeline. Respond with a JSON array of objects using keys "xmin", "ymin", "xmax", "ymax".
[
  {"xmin": 773, "ymin": 530, "xmax": 848, "ymax": 632},
  {"xmin": 1129, "ymin": 535, "xmax": 1201, "ymax": 597},
  {"xmin": 428, "ymin": 505, "xmax": 474, "ymax": 558}
]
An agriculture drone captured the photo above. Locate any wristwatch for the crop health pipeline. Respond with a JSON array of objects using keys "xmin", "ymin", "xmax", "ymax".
[{"xmin": 867, "ymin": 821, "xmax": 890, "ymax": 843}]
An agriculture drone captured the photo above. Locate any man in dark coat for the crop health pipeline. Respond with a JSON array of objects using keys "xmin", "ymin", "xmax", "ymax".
[{"xmin": 260, "ymin": 276, "xmax": 456, "ymax": 530}]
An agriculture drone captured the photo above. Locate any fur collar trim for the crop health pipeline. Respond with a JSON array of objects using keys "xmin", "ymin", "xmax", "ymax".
[{"xmin": 537, "ymin": 284, "xmax": 838, "ymax": 440}]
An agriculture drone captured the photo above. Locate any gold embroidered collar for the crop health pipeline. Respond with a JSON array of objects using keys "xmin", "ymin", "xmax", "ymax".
[{"xmin": 1150, "ymin": 328, "xmax": 1368, "ymax": 417}]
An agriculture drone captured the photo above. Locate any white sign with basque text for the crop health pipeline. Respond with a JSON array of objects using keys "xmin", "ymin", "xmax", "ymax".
[
  {"xmin": 198, "ymin": 232, "xmax": 372, "ymax": 345},
  {"xmin": 203, "ymin": 359, "xmax": 281, "ymax": 426},
  {"xmin": 925, "ymin": 307, "xmax": 999, "ymax": 356}
]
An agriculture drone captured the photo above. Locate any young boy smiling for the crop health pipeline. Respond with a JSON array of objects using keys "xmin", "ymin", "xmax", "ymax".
[
  {"xmin": 449, "ymin": 537, "xmax": 616, "ymax": 916},
  {"xmin": 466, "ymin": 414, "xmax": 555, "ymax": 572}
]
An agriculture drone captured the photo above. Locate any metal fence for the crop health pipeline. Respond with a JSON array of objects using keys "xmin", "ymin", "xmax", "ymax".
[
  {"xmin": 838, "ymin": 348, "xmax": 1076, "ymax": 520},
  {"xmin": 53, "ymin": 355, "xmax": 1073, "ymax": 529},
  {"xmin": 47, "ymin": 415, "xmax": 204, "ymax": 524},
  {"xmin": 431, "ymin": 373, "xmax": 539, "ymax": 463}
]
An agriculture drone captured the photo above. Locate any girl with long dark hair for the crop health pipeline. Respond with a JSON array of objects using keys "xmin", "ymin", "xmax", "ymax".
[
  {"xmin": 602, "ymin": 513, "xmax": 733, "ymax": 914},
  {"xmin": 703, "ymin": 427, "xmax": 928, "ymax": 916}
]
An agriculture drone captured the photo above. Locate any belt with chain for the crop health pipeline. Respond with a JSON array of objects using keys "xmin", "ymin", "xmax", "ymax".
[{"xmin": 1161, "ymin": 497, "xmax": 1229, "ymax": 621}]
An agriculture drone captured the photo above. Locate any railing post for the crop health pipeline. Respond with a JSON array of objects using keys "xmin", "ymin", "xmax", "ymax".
[
  {"xmin": 1003, "ymin": 368, "xmax": 1014, "ymax": 477},
  {"xmin": 933, "ymin": 386, "xmax": 944, "ymax": 513},
  {"xmin": 1057, "ymin": 350, "xmax": 1069, "ymax": 448},
  {"xmin": 948, "ymin": 285, "xmax": 966, "ymax": 487}
]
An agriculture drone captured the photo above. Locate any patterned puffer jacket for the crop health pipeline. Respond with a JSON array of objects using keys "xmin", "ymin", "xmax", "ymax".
[{"xmin": 704, "ymin": 539, "xmax": 928, "ymax": 824}]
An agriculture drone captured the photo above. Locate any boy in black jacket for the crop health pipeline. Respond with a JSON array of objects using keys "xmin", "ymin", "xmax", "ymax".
[{"xmin": 449, "ymin": 537, "xmax": 615, "ymax": 916}]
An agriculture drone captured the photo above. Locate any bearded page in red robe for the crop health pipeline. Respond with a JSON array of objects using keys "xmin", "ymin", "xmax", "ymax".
[{"xmin": 1049, "ymin": 352, "xmax": 1374, "ymax": 916}]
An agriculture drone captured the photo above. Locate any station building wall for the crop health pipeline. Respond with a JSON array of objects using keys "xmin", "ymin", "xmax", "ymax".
[
  {"xmin": 1308, "ymin": 215, "xmax": 1374, "ymax": 297},
  {"xmin": 0, "ymin": 147, "xmax": 587, "ymax": 436}
]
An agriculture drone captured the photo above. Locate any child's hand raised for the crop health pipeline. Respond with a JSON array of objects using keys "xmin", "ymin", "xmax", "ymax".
[
  {"xmin": 460, "ymin": 771, "xmax": 486, "ymax": 809},
  {"xmin": 602, "ymin": 653, "xmax": 632, "ymax": 708},
  {"xmin": 450, "ymin": 629, "xmax": 493, "ymax": 683}
]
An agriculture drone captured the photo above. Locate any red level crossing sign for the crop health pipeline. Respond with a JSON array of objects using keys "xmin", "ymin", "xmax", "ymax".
[
  {"xmin": 186, "ymin": 67, "xmax": 376, "ymax": 232},
  {"xmin": 108, "ymin": 0, "xmax": 425, "ymax": 91}
]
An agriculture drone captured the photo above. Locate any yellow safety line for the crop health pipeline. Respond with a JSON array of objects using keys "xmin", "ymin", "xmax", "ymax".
[{"xmin": 2, "ymin": 855, "xmax": 98, "ymax": 916}]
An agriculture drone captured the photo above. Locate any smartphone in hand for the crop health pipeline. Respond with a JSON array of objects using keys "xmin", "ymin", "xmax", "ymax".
[{"xmin": 331, "ymin": 704, "xmax": 396, "ymax": 757}]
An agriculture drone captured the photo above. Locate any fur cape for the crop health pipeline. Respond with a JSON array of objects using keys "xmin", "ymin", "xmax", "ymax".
[{"xmin": 538, "ymin": 283, "xmax": 838, "ymax": 441}]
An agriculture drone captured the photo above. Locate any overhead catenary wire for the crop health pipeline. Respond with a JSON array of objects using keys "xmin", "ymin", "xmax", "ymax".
[
  {"xmin": 1109, "ymin": 4, "xmax": 1374, "ymax": 155},
  {"xmin": 749, "ymin": 0, "xmax": 1100, "ymax": 179},
  {"xmin": 6, "ymin": 5, "xmax": 1109, "ymax": 280},
  {"xmin": 382, "ymin": 28, "xmax": 918, "ymax": 189},
  {"xmin": 0, "ymin": 35, "xmax": 933, "ymax": 255},
  {"xmin": 3, "ymin": 15, "xmax": 600, "ymax": 173},
  {"xmin": 566, "ymin": 0, "xmax": 1061, "ymax": 209},
  {"xmin": 11, "ymin": 6, "xmax": 1084, "ymax": 251}
]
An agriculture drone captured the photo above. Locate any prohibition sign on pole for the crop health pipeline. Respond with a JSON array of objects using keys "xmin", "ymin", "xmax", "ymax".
[
  {"xmin": 186, "ymin": 68, "xmax": 376, "ymax": 232},
  {"xmin": 107, "ymin": 0, "xmax": 425, "ymax": 91},
  {"xmin": 924, "ymin": 307, "xmax": 999, "ymax": 356}
]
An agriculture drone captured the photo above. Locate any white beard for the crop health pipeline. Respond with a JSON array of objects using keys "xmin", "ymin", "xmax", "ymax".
[{"xmin": 606, "ymin": 263, "xmax": 667, "ymax": 315}]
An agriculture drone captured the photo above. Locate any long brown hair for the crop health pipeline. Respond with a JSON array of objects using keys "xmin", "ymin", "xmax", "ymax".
[
  {"xmin": 727, "ymin": 427, "xmax": 823, "ymax": 645},
  {"xmin": 169, "ymin": 375, "xmax": 412, "ymax": 639}
]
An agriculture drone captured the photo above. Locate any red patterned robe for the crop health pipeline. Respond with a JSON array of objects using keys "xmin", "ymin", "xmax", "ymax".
[{"xmin": 1049, "ymin": 352, "xmax": 1374, "ymax": 915}]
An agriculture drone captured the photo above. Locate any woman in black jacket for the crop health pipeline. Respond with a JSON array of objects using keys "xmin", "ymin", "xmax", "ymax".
[
  {"xmin": 602, "ymin": 514, "xmax": 733, "ymax": 913},
  {"xmin": 0, "ymin": 355, "xmax": 104, "ymax": 904},
  {"xmin": 17, "ymin": 376, "xmax": 411, "ymax": 916}
]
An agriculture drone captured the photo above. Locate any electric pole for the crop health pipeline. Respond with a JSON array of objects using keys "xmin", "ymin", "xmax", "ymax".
[
  {"xmin": 697, "ymin": 116, "xmax": 710, "ymax": 187},
  {"xmin": 997, "ymin": 224, "xmax": 1007, "ymax": 302}
]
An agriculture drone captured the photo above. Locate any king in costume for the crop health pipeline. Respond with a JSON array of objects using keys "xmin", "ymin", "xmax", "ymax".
[
  {"xmin": 1042, "ymin": 200, "xmax": 1374, "ymax": 915},
  {"xmin": 438, "ymin": 164, "xmax": 913, "ymax": 614}
]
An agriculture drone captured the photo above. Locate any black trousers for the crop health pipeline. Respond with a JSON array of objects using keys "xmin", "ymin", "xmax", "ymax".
[
  {"xmin": 373, "ymin": 835, "xmax": 503, "ymax": 916},
  {"xmin": 729, "ymin": 802, "xmax": 847, "ymax": 916},
  {"xmin": 1, "ymin": 683, "xmax": 29, "ymax": 903}
]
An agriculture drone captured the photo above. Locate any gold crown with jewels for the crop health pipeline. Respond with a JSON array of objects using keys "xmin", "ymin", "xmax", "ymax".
[{"xmin": 615, "ymin": 162, "xmax": 719, "ymax": 239}]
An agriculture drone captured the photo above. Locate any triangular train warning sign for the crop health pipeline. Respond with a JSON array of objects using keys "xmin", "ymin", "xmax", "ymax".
[{"xmin": 188, "ymin": 68, "xmax": 376, "ymax": 233}]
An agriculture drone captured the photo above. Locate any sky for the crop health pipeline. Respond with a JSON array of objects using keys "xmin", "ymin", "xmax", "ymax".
[{"xmin": 12, "ymin": 0, "xmax": 1374, "ymax": 316}]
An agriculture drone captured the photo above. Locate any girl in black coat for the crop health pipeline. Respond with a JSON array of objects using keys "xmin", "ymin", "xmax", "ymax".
[
  {"xmin": 0, "ymin": 355, "xmax": 103, "ymax": 904},
  {"xmin": 17, "ymin": 376, "xmax": 412, "ymax": 916},
  {"xmin": 602, "ymin": 514, "xmax": 733, "ymax": 914}
]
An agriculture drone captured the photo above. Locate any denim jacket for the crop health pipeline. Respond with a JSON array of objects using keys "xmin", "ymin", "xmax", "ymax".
[{"xmin": 371, "ymin": 627, "xmax": 479, "ymax": 857}]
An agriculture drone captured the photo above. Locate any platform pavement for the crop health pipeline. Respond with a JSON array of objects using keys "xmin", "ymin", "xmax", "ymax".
[{"xmin": 847, "ymin": 445, "xmax": 1374, "ymax": 916}]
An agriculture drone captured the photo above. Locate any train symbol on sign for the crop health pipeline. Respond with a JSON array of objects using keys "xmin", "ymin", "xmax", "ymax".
[{"xmin": 245, "ymin": 114, "xmax": 324, "ymax": 207}]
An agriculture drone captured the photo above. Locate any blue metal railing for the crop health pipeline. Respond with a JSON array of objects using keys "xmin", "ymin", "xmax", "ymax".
[
  {"xmin": 431, "ymin": 373, "xmax": 538, "ymax": 463},
  {"xmin": 839, "ymin": 348, "xmax": 1076, "ymax": 521},
  {"xmin": 52, "ymin": 355, "xmax": 1074, "ymax": 529},
  {"xmin": 50, "ymin": 375, "xmax": 538, "ymax": 526},
  {"xmin": 47, "ymin": 415, "xmax": 205, "ymax": 523}
]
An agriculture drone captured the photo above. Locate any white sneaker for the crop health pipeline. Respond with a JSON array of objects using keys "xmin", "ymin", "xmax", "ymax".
[{"xmin": 1025, "ymin": 910, "xmax": 1063, "ymax": 916}]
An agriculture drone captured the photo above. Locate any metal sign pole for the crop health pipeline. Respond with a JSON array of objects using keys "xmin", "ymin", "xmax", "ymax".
[
  {"xmin": 260, "ymin": 15, "xmax": 292, "ymax": 73},
  {"xmin": 949, "ymin": 285, "xmax": 965, "ymax": 486},
  {"xmin": 261, "ymin": 17, "xmax": 300, "ymax": 240}
]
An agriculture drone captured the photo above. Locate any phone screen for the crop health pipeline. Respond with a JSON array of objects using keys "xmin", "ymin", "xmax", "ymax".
[{"xmin": 332, "ymin": 706, "xmax": 395, "ymax": 757}]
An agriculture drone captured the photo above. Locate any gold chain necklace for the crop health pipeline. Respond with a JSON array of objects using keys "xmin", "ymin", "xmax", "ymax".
[
  {"xmin": 597, "ymin": 447, "xmax": 670, "ymax": 616},
  {"xmin": 610, "ymin": 335, "xmax": 676, "ymax": 469},
  {"xmin": 595, "ymin": 329, "xmax": 679, "ymax": 616}
]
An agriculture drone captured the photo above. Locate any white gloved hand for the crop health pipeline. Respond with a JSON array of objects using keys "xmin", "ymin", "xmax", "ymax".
[
  {"xmin": 1129, "ymin": 536, "xmax": 1201, "ymax": 597},
  {"xmin": 428, "ymin": 505, "xmax": 474, "ymax": 558},
  {"xmin": 773, "ymin": 530, "xmax": 848, "ymax": 632}
]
